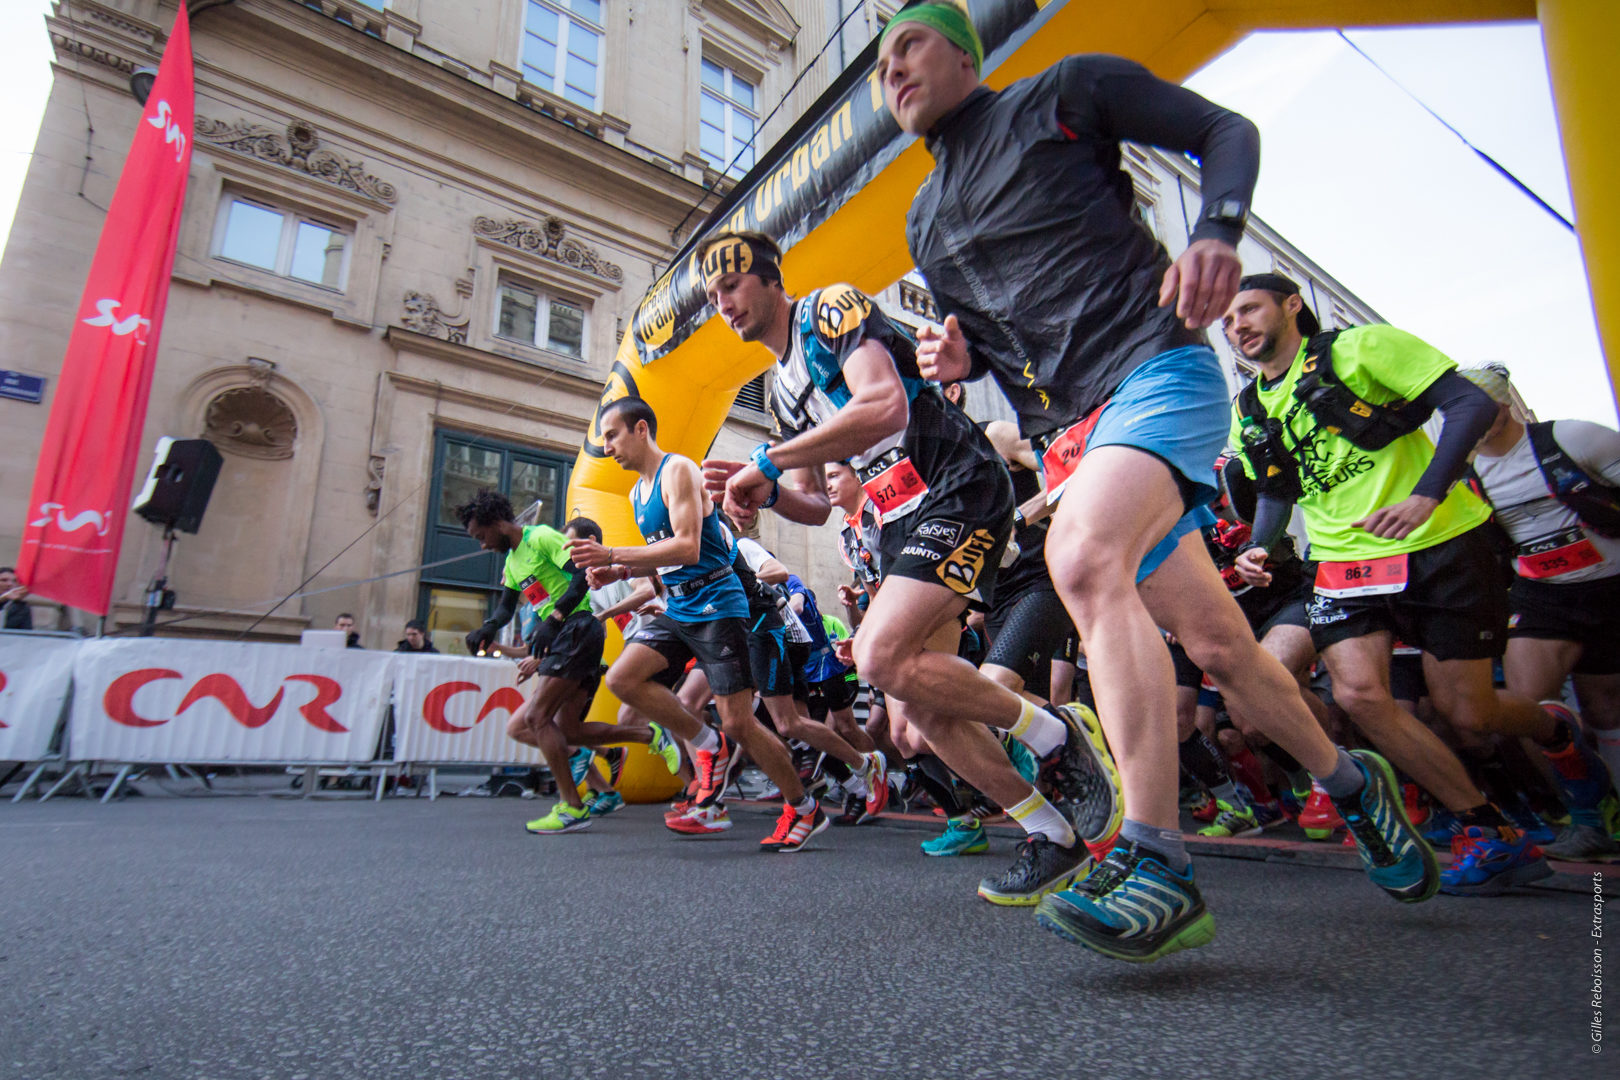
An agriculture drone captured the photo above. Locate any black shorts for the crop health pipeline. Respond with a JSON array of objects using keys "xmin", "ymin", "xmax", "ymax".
[
  {"xmin": 631, "ymin": 613, "xmax": 753, "ymax": 697},
  {"xmin": 806, "ymin": 673, "xmax": 859, "ymax": 721},
  {"xmin": 746, "ymin": 625, "xmax": 797, "ymax": 698},
  {"xmin": 536, "ymin": 609, "xmax": 606, "ymax": 690},
  {"xmin": 1507, "ymin": 572, "xmax": 1620, "ymax": 675},
  {"xmin": 1070, "ymin": 665, "xmax": 1096, "ymax": 712},
  {"xmin": 1057, "ymin": 632, "xmax": 1080, "ymax": 666},
  {"xmin": 1236, "ymin": 573, "xmax": 1314, "ymax": 640},
  {"xmin": 985, "ymin": 587, "xmax": 1075, "ymax": 689},
  {"xmin": 878, "ymin": 464, "xmax": 1015, "ymax": 613},
  {"xmin": 1390, "ymin": 651, "xmax": 1427, "ymax": 704},
  {"xmin": 787, "ymin": 641, "xmax": 812, "ymax": 700},
  {"xmin": 1307, "ymin": 526, "xmax": 1509, "ymax": 662},
  {"xmin": 1169, "ymin": 640, "xmax": 1204, "ymax": 689}
]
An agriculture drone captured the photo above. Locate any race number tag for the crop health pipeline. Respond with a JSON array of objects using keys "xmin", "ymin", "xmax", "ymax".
[
  {"xmin": 519, "ymin": 575, "xmax": 551, "ymax": 608},
  {"xmin": 1314, "ymin": 554, "xmax": 1409, "ymax": 598},
  {"xmin": 1219, "ymin": 563, "xmax": 1253, "ymax": 596},
  {"xmin": 1516, "ymin": 528, "xmax": 1603, "ymax": 580},
  {"xmin": 1038, "ymin": 404, "xmax": 1107, "ymax": 504},
  {"xmin": 859, "ymin": 448, "xmax": 929, "ymax": 519},
  {"xmin": 611, "ymin": 612, "xmax": 632, "ymax": 631}
]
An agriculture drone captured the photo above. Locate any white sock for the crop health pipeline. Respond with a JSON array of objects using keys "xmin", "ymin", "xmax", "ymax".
[
  {"xmin": 691, "ymin": 726, "xmax": 720, "ymax": 753},
  {"xmin": 1004, "ymin": 698, "xmax": 1067, "ymax": 758},
  {"xmin": 843, "ymin": 762, "xmax": 869, "ymax": 798},
  {"xmin": 793, "ymin": 794, "xmax": 817, "ymax": 815},
  {"xmin": 1595, "ymin": 729, "xmax": 1620, "ymax": 800},
  {"xmin": 1007, "ymin": 789, "xmax": 1076, "ymax": 848}
]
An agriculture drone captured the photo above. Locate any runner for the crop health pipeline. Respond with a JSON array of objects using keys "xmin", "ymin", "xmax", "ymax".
[
  {"xmin": 1222, "ymin": 273, "xmax": 1589, "ymax": 893},
  {"xmin": 457, "ymin": 497, "xmax": 680, "ymax": 834},
  {"xmin": 571, "ymin": 395, "xmax": 829, "ymax": 851},
  {"xmin": 1461, "ymin": 364, "xmax": 1620, "ymax": 859},
  {"xmin": 878, "ymin": 4, "xmax": 1432, "ymax": 960},
  {"xmin": 697, "ymin": 230, "xmax": 1120, "ymax": 905}
]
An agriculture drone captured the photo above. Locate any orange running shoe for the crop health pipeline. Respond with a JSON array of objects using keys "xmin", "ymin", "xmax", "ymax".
[
  {"xmin": 1298, "ymin": 782, "xmax": 1345, "ymax": 841},
  {"xmin": 760, "ymin": 802, "xmax": 829, "ymax": 853},
  {"xmin": 692, "ymin": 732, "xmax": 738, "ymax": 807}
]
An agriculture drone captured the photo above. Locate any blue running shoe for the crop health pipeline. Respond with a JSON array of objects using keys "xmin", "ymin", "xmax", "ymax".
[
  {"xmin": 1440, "ymin": 826, "xmax": 1554, "ymax": 896},
  {"xmin": 1035, "ymin": 843, "xmax": 1216, "ymax": 963},
  {"xmin": 585, "ymin": 790, "xmax": 624, "ymax": 817},
  {"xmin": 1329, "ymin": 750, "xmax": 1440, "ymax": 904},
  {"xmin": 1001, "ymin": 733, "xmax": 1038, "ymax": 785},
  {"xmin": 921, "ymin": 817, "xmax": 989, "ymax": 857},
  {"xmin": 568, "ymin": 748, "xmax": 594, "ymax": 786},
  {"xmin": 1423, "ymin": 807, "xmax": 1462, "ymax": 848}
]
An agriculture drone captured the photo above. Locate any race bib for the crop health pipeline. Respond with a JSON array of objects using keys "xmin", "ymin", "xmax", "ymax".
[
  {"xmin": 519, "ymin": 575, "xmax": 551, "ymax": 608},
  {"xmin": 859, "ymin": 448, "xmax": 929, "ymax": 519},
  {"xmin": 1516, "ymin": 528, "xmax": 1603, "ymax": 580},
  {"xmin": 611, "ymin": 612, "xmax": 632, "ymax": 631},
  {"xmin": 1315, "ymin": 554, "xmax": 1409, "ymax": 598},
  {"xmin": 1038, "ymin": 403, "xmax": 1107, "ymax": 504}
]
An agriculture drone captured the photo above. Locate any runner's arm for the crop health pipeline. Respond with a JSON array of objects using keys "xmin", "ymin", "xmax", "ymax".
[
  {"xmin": 1408, "ymin": 372, "xmax": 1499, "ymax": 501},
  {"xmin": 595, "ymin": 579, "xmax": 656, "ymax": 622},
  {"xmin": 467, "ymin": 587, "xmax": 520, "ymax": 652},
  {"xmin": 576, "ymin": 459, "xmax": 709, "ymax": 573},
  {"xmin": 760, "ymin": 341, "xmax": 910, "ymax": 474},
  {"xmin": 769, "ymin": 464, "xmax": 835, "ymax": 527},
  {"xmin": 548, "ymin": 562, "xmax": 590, "ymax": 621}
]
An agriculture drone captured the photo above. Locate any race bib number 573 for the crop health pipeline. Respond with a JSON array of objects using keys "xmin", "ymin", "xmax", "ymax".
[{"xmin": 1314, "ymin": 554, "xmax": 1409, "ymax": 599}]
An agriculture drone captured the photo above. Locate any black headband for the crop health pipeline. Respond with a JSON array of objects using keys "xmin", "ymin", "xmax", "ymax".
[{"xmin": 701, "ymin": 236, "xmax": 782, "ymax": 290}]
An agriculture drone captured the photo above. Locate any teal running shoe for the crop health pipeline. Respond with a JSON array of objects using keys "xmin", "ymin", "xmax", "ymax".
[
  {"xmin": 568, "ymin": 749, "xmax": 594, "ymax": 786},
  {"xmin": 1330, "ymin": 750, "xmax": 1440, "ymax": 904},
  {"xmin": 648, "ymin": 721, "xmax": 682, "ymax": 775},
  {"xmin": 1035, "ymin": 843, "xmax": 1216, "ymax": 963},
  {"xmin": 585, "ymin": 790, "xmax": 625, "ymax": 817},
  {"xmin": 921, "ymin": 817, "xmax": 989, "ymax": 857},
  {"xmin": 1000, "ymin": 733, "xmax": 1038, "ymax": 785}
]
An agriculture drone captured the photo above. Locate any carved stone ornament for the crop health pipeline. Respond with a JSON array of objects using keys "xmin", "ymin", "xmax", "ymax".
[
  {"xmin": 366, "ymin": 455, "xmax": 386, "ymax": 516},
  {"xmin": 401, "ymin": 291, "xmax": 470, "ymax": 344},
  {"xmin": 204, "ymin": 387, "xmax": 298, "ymax": 460},
  {"xmin": 194, "ymin": 115, "xmax": 399, "ymax": 204},
  {"xmin": 472, "ymin": 215, "xmax": 623, "ymax": 283}
]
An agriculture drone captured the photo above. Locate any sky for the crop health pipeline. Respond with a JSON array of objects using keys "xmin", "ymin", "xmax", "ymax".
[{"xmin": 0, "ymin": 4, "xmax": 1611, "ymax": 425}]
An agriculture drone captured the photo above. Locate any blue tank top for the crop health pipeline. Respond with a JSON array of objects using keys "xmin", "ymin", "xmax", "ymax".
[{"xmin": 632, "ymin": 454, "xmax": 748, "ymax": 623}]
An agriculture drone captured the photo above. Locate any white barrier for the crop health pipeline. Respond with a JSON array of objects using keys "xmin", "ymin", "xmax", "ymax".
[
  {"xmin": 393, "ymin": 654, "xmax": 541, "ymax": 766},
  {"xmin": 70, "ymin": 639, "xmax": 394, "ymax": 764},
  {"xmin": 0, "ymin": 635, "xmax": 80, "ymax": 762}
]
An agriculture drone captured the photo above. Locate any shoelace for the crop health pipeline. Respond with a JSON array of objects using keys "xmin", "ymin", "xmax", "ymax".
[
  {"xmin": 698, "ymin": 739, "xmax": 728, "ymax": 792},
  {"xmin": 769, "ymin": 803, "xmax": 799, "ymax": 842}
]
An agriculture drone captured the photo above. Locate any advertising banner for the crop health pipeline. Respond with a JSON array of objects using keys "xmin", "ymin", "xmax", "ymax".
[
  {"xmin": 392, "ymin": 654, "xmax": 543, "ymax": 766},
  {"xmin": 0, "ymin": 635, "xmax": 80, "ymax": 762},
  {"xmin": 70, "ymin": 638, "xmax": 393, "ymax": 764}
]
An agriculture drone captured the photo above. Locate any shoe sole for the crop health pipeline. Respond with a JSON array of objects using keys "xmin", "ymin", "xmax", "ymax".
[
  {"xmin": 665, "ymin": 819, "xmax": 733, "ymax": 834},
  {"xmin": 526, "ymin": 818, "xmax": 593, "ymax": 835},
  {"xmin": 773, "ymin": 813, "xmax": 832, "ymax": 853},
  {"xmin": 922, "ymin": 841, "xmax": 989, "ymax": 857},
  {"xmin": 976, "ymin": 862, "xmax": 1088, "ymax": 907},
  {"xmin": 1035, "ymin": 897, "xmax": 1217, "ymax": 963},
  {"xmin": 1440, "ymin": 858, "xmax": 1554, "ymax": 896},
  {"xmin": 1351, "ymin": 750, "xmax": 1441, "ymax": 904},
  {"xmin": 1059, "ymin": 704, "xmax": 1124, "ymax": 844}
]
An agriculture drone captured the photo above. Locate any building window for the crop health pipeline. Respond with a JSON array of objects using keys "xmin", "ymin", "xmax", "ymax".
[
  {"xmin": 522, "ymin": 0, "xmax": 604, "ymax": 110},
  {"xmin": 215, "ymin": 196, "xmax": 349, "ymax": 290},
  {"xmin": 495, "ymin": 276, "xmax": 587, "ymax": 359},
  {"xmin": 700, "ymin": 57, "xmax": 757, "ymax": 177}
]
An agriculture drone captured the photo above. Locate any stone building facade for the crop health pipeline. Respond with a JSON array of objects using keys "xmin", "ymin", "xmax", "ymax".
[{"xmin": 0, "ymin": 0, "xmax": 1373, "ymax": 649}]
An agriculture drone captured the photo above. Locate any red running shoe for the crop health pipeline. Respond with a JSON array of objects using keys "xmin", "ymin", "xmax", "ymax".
[
  {"xmin": 862, "ymin": 752, "xmax": 890, "ymax": 820},
  {"xmin": 1190, "ymin": 792, "xmax": 1219, "ymax": 824},
  {"xmin": 663, "ymin": 778, "xmax": 701, "ymax": 823},
  {"xmin": 1403, "ymin": 783, "xmax": 1430, "ymax": 827},
  {"xmin": 1299, "ymin": 782, "xmax": 1345, "ymax": 840},
  {"xmin": 692, "ymin": 732, "xmax": 738, "ymax": 807},
  {"xmin": 665, "ymin": 803, "xmax": 733, "ymax": 835},
  {"xmin": 760, "ymin": 802, "xmax": 829, "ymax": 852}
]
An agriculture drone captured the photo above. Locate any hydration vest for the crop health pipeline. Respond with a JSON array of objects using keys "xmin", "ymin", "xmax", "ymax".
[
  {"xmin": 1525, "ymin": 421, "xmax": 1620, "ymax": 538},
  {"xmin": 1237, "ymin": 330, "xmax": 1433, "ymax": 453}
]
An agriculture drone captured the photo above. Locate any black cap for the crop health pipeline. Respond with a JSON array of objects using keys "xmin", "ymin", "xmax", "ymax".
[
  {"xmin": 1239, "ymin": 273, "xmax": 1321, "ymax": 338},
  {"xmin": 405, "ymin": 619, "xmax": 426, "ymax": 632}
]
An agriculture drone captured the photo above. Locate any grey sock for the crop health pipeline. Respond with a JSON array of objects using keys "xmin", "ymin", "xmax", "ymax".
[
  {"xmin": 1315, "ymin": 747, "xmax": 1365, "ymax": 800},
  {"xmin": 1210, "ymin": 780, "xmax": 1244, "ymax": 806},
  {"xmin": 1121, "ymin": 818, "xmax": 1191, "ymax": 873}
]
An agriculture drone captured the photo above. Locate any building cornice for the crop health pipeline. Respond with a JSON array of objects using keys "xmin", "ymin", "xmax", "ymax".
[
  {"xmin": 383, "ymin": 370, "xmax": 592, "ymax": 437},
  {"xmin": 384, "ymin": 327, "xmax": 606, "ymax": 400}
]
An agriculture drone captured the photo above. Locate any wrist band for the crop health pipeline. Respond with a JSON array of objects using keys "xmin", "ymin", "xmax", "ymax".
[
  {"xmin": 1012, "ymin": 509, "xmax": 1026, "ymax": 530},
  {"xmin": 750, "ymin": 443, "xmax": 783, "ymax": 482},
  {"xmin": 761, "ymin": 481, "xmax": 780, "ymax": 509}
]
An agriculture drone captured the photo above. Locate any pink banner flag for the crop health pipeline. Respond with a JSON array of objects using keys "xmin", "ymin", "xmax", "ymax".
[{"xmin": 17, "ymin": 2, "xmax": 194, "ymax": 615}]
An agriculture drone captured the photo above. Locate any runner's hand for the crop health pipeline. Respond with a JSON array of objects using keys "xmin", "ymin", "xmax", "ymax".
[
  {"xmin": 833, "ymin": 636, "xmax": 856, "ymax": 667},
  {"xmin": 1, "ymin": 586, "xmax": 26, "ymax": 603},
  {"xmin": 836, "ymin": 584, "xmax": 861, "ymax": 609},
  {"xmin": 515, "ymin": 656, "xmax": 541, "ymax": 684},
  {"xmin": 722, "ymin": 462, "xmax": 776, "ymax": 527},
  {"xmin": 1233, "ymin": 547, "xmax": 1273, "ymax": 587},
  {"xmin": 915, "ymin": 314, "xmax": 972, "ymax": 384},
  {"xmin": 1159, "ymin": 238, "xmax": 1242, "ymax": 329},
  {"xmin": 1354, "ymin": 495, "xmax": 1439, "ymax": 540},
  {"xmin": 568, "ymin": 536, "xmax": 612, "ymax": 569},
  {"xmin": 701, "ymin": 458, "xmax": 745, "ymax": 503},
  {"xmin": 586, "ymin": 565, "xmax": 628, "ymax": 588}
]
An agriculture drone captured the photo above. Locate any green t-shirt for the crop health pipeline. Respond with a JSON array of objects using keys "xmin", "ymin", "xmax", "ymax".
[
  {"xmin": 1228, "ymin": 324, "xmax": 1490, "ymax": 561},
  {"xmin": 501, "ymin": 524, "xmax": 589, "ymax": 621},
  {"xmin": 822, "ymin": 614, "xmax": 850, "ymax": 643}
]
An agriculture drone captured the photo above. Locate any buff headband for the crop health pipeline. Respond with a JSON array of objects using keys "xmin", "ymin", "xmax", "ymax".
[
  {"xmin": 700, "ymin": 236, "xmax": 782, "ymax": 291},
  {"xmin": 879, "ymin": 1, "xmax": 984, "ymax": 75}
]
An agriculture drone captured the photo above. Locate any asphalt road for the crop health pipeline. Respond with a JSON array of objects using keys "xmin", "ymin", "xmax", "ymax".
[{"xmin": 0, "ymin": 794, "xmax": 1606, "ymax": 1080}]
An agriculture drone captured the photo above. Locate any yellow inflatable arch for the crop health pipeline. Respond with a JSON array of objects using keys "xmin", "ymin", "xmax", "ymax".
[{"xmin": 569, "ymin": 0, "xmax": 1617, "ymax": 801}]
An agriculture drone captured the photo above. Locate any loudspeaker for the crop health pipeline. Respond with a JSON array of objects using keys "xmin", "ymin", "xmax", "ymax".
[{"xmin": 133, "ymin": 437, "xmax": 224, "ymax": 534}]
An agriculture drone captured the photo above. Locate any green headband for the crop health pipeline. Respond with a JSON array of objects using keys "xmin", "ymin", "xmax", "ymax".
[{"xmin": 879, "ymin": 1, "xmax": 984, "ymax": 75}]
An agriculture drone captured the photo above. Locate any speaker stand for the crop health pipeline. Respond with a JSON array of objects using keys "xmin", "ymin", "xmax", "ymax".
[{"xmin": 140, "ymin": 526, "xmax": 178, "ymax": 637}]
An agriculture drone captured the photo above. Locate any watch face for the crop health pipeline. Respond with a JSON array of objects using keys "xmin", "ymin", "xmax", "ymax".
[{"xmin": 1207, "ymin": 199, "xmax": 1246, "ymax": 225}]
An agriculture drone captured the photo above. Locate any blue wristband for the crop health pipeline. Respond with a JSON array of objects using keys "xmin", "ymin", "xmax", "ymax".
[
  {"xmin": 761, "ymin": 481, "xmax": 780, "ymax": 508},
  {"xmin": 750, "ymin": 443, "xmax": 783, "ymax": 482}
]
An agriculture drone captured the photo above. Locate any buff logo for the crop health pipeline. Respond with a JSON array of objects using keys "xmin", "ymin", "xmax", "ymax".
[
  {"xmin": 938, "ymin": 528, "xmax": 996, "ymax": 596},
  {"xmin": 584, "ymin": 361, "xmax": 641, "ymax": 458},
  {"xmin": 700, "ymin": 239, "xmax": 753, "ymax": 288},
  {"xmin": 815, "ymin": 284, "xmax": 870, "ymax": 340}
]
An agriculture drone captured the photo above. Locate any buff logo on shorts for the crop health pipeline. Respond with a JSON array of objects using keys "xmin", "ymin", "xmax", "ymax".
[
  {"xmin": 815, "ymin": 283, "xmax": 871, "ymax": 342},
  {"xmin": 938, "ymin": 528, "xmax": 996, "ymax": 596}
]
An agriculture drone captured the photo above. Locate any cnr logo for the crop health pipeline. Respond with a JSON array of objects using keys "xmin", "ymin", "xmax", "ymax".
[
  {"xmin": 421, "ymin": 682, "xmax": 526, "ymax": 733},
  {"xmin": 104, "ymin": 669, "xmax": 349, "ymax": 732},
  {"xmin": 583, "ymin": 361, "xmax": 641, "ymax": 459}
]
